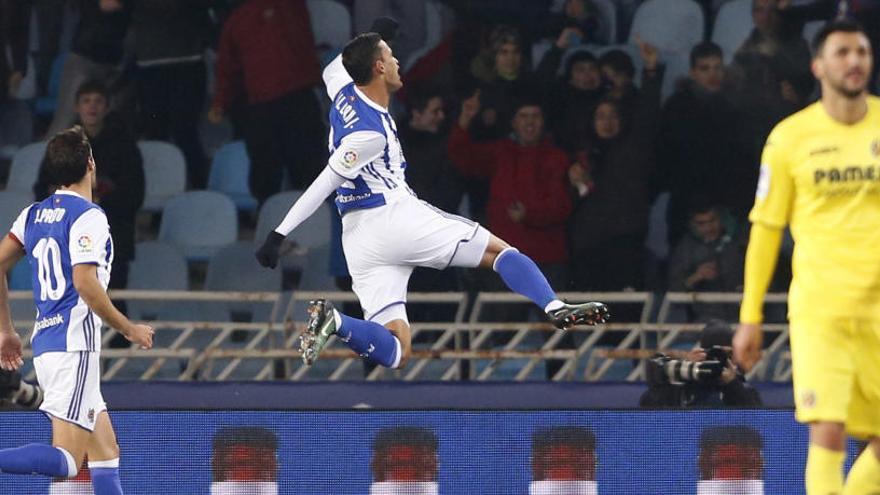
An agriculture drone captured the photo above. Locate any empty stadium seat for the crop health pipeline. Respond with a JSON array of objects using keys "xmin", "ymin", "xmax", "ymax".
[
  {"xmin": 159, "ymin": 191, "xmax": 238, "ymax": 261},
  {"xmin": 126, "ymin": 241, "xmax": 189, "ymax": 321},
  {"xmin": 307, "ymin": 0, "xmax": 351, "ymax": 52},
  {"xmin": 34, "ymin": 53, "xmax": 66, "ymax": 117},
  {"xmin": 628, "ymin": 0, "xmax": 704, "ymax": 54},
  {"xmin": 592, "ymin": 0, "xmax": 617, "ymax": 44},
  {"xmin": 0, "ymin": 190, "xmax": 34, "ymax": 232},
  {"xmin": 139, "ymin": 141, "xmax": 186, "ymax": 212},
  {"xmin": 205, "ymin": 242, "xmax": 283, "ymax": 321},
  {"xmin": 207, "ymin": 141, "xmax": 258, "ymax": 212},
  {"xmin": 711, "ymin": 0, "xmax": 753, "ymax": 63},
  {"xmin": 7, "ymin": 142, "xmax": 46, "ymax": 196},
  {"xmin": 255, "ymin": 191, "xmax": 332, "ymax": 251},
  {"xmin": 803, "ymin": 20, "xmax": 825, "ymax": 48}
]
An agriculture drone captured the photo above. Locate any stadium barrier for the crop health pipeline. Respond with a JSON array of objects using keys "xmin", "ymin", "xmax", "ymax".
[{"xmin": 7, "ymin": 290, "xmax": 792, "ymax": 382}]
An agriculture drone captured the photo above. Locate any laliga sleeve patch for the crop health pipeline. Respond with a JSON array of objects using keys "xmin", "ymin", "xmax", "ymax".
[
  {"xmin": 340, "ymin": 150, "xmax": 359, "ymax": 169},
  {"xmin": 756, "ymin": 164, "xmax": 770, "ymax": 200},
  {"xmin": 76, "ymin": 234, "xmax": 94, "ymax": 254}
]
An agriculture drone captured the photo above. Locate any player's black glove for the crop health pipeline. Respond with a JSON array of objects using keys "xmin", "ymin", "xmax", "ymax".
[
  {"xmin": 255, "ymin": 231, "xmax": 285, "ymax": 269},
  {"xmin": 370, "ymin": 16, "xmax": 399, "ymax": 43}
]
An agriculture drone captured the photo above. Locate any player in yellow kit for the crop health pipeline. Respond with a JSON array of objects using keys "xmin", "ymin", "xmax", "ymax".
[{"xmin": 733, "ymin": 20, "xmax": 880, "ymax": 495}]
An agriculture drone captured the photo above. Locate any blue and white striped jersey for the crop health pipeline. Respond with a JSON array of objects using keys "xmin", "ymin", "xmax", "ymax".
[
  {"xmin": 9, "ymin": 190, "xmax": 113, "ymax": 356},
  {"xmin": 323, "ymin": 56, "xmax": 414, "ymax": 214}
]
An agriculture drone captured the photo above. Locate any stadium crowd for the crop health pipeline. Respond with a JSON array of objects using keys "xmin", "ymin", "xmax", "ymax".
[{"xmin": 1, "ymin": 0, "xmax": 878, "ymax": 321}]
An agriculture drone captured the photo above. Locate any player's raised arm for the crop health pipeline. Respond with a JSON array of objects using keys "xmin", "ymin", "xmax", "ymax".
[{"xmin": 255, "ymin": 131, "xmax": 386, "ymax": 269}]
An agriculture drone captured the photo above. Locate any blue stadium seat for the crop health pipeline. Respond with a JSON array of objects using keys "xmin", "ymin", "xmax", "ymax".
[
  {"xmin": 628, "ymin": 0, "xmax": 704, "ymax": 55},
  {"xmin": 158, "ymin": 191, "xmax": 238, "ymax": 261},
  {"xmin": 8, "ymin": 258, "xmax": 35, "ymax": 323},
  {"xmin": 297, "ymin": 244, "xmax": 336, "ymax": 290},
  {"xmin": 205, "ymin": 242, "xmax": 282, "ymax": 322},
  {"xmin": 126, "ymin": 241, "xmax": 189, "ymax": 321},
  {"xmin": 7, "ymin": 142, "xmax": 46, "ymax": 197},
  {"xmin": 712, "ymin": 0, "xmax": 753, "ymax": 64},
  {"xmin": 307, "ymin": 0, "xmax": 351, "ymax": 53},
  {"xmin": 592, "ymin": 0, "xmax": 617, "ymax": 44},
  {"xmin": 207, "ymin": 141, "xmax": 258, "ymax": 212},
  {"xmin": 803, "ymin": 20, "xmax": 824, "ymax": 47},
  {"xmin": 255, "ymin": 191, "xmax": 332, "ymax": 251},
  {"xmin": 138, "ymin": 140, "xmax": 186, "ymax": 213},
  {"xmin": 34, "ymin": 53, "xmax": 66, "ymax": 117},
  {"xmin": 0, "ymin": 190, "xmax": 34, "ymax": 232}
]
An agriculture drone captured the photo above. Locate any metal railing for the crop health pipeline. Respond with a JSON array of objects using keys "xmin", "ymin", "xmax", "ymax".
[{"xmin": 7, "ymin": 290, "xmax": 793, "ymax": 382}]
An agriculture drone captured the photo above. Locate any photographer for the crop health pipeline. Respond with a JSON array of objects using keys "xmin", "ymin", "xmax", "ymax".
[
  {"xmin": 0, "ymin": 368, "xmax": 42, "ymax": 411},
  {"xmin": 640, "ymin": 320, "xmax": 762, "ymax": 408}
]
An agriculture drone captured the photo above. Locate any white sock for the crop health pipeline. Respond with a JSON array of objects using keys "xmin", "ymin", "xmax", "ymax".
[
  {"xmin": 332, "ymin": 309, "xmax": 342, "ymax": 329},
  {"xmin": 544, "ymin": 299, "xmax": 565, "ymax": 313},
  {"xmin": 88, "ymin": 458, "xmax": 119, "ymax": 469},
  {"xmin": 390, "ymin": 337, "xmax": 402, "ymax": 369},
  {"xmin": 56, "ymin": 447, "xmax": 78, "ymax": 478}
]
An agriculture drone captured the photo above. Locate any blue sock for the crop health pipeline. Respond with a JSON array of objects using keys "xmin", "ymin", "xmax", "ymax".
[
  {"xmin": 493, "ymin": 248, "xmax": 559, "ymax": 310},
  {"xmin": 91, "ymin": 463, "xmax": 123, "ymax": 495},
  {"xmin": 336, "ymin": 313, "xmax": 400, "ymax": 368},
  {"xmin": 0, "ymin": 443, "xmax": 74, "ymax": 477}
]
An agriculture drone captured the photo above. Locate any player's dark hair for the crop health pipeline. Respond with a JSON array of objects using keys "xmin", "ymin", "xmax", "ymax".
[
  {"xmin": 690, "ymin": 41, "xmax": 723, "ymax": 68},
  {"xmin": 75, "ymin": 79, "xmax": 109, "ymax": 102},
  {"xmin": 598, "ymin": 49, "xmax": 635, "ymax": 79},
  {"xmin": 44, "ymin": 126, "xmax": 92, "ymax": 187},
  {"xmin": 812, "ymin": 19, "xmax": 868, "ymax": 56},
  {"xmin": 343, "ymin": 32, "xmax": 383, "ymax": 85}
]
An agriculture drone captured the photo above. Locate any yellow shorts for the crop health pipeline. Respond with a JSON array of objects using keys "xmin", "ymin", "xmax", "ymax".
[{"xmin": 789, "ymin": 317, "xmax": 880, "ymax": 439}]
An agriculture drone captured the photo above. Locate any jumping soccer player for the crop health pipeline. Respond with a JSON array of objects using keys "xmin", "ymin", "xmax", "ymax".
[
  {"xmin": 256, "ymin": 19, "xmax": 608, "ymax": 369},
  {"xmin": 0, "ymin": 127, "xmax": 154, "ymax": 494}
]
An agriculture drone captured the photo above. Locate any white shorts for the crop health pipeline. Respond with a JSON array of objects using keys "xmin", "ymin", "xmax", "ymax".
[
  {"xmin": 34, "ymin": 351, "xmax": 106, "ymax": 431},
  {"xmin": 342, "ymin": 196, "xmax": 490, "ymax": 324}
]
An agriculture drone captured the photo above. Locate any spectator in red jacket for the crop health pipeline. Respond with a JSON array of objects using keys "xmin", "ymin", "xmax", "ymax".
[
  {"xmin": 208, "ymin": 0, "xmax": 326, "ymax": 202},
  {"xmin": 449, "ymin": 94, "xmax": 573, "ymax": 287}
]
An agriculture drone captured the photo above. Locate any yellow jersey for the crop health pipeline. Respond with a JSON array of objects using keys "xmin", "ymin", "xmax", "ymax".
[{"xmin": 750, "ymin": 96, "xmax": 880, "ymax": 319}]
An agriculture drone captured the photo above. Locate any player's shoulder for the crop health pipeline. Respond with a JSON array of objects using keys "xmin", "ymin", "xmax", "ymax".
[
  {"xmin": 330, "ymin": 83, "xmax": 386, "ymax": 134},
  {"xmin": 867, "ymin": 95, "xmax": 880, "ymax": 122},
  {"xmin": 766, "ymin": 102, "xmax": 825, "ymax": 147}
]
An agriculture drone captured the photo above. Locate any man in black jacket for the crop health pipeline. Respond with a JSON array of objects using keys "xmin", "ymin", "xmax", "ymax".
[
  {"xmin": 640, "ymin": 320, "xmax": 762, "ymax": 408},
  {"xmin": 36, "ymin": 81, "xmax": 145, "ymax": 296},
  {"xmin": 46, "ymin": 0, "xmax": 132, "ymax": 136},
  {"xmin": 658, "ymin": 42, "xmax": 751, "ymax": 245}
]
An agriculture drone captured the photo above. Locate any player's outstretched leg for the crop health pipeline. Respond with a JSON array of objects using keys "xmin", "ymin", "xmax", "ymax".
[
  {"xmin": 487, "ymin": 243, "xmax": 609, "ymax": 329},
  {"xmin": 300, "ymin": 300, "xmax": 402, "ymax": 368},
  {"xmin": 0, "ymin": 443, "xmax": 78, "ymax": 478}
]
